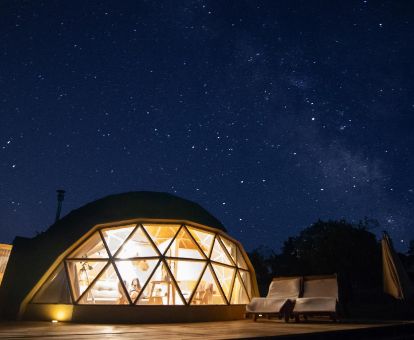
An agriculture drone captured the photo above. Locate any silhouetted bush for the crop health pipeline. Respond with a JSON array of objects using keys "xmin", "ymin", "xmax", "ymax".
[{"xmin": 250, "ymin": 219, "xmax": 383, "ymax": 301}]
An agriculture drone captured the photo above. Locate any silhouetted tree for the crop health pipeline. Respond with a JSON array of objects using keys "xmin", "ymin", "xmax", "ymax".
[
  {"xmin": 408, "ymin": 240, "xmax": 414, "ymax": 257},
  {"xmin": 401, "ymin": 240, "xmax": 414, "ymax": 281},
  {"xmin": 272, "ymin": 219, "xmax": 382, "ymax": 298},
  {"xmin": 248, "ymin": 219, "xmax": 385, "ymax": 303},
  {"xmin": 248, "ymin": 247, "xmax": 273, "ymax": 296}
]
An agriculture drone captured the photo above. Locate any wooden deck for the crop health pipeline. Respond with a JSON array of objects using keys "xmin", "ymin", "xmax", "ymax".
[{"xmin": 0, "ymin": 319, "xmax": 413, "ymax": 339}]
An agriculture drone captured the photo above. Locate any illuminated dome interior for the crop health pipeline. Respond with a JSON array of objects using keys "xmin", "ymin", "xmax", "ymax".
[{"xmin": 31, "ymin": 222, "xmax": 252, "ymax": 307}]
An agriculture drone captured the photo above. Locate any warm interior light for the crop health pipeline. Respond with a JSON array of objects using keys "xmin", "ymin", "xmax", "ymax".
[
  {"xmin": 51, "ymin": 319, "xmax": 58, "ymax": 323},
  {"xmin": 58, "ymin": 223, "xmax": 252, "ymax": 306}
]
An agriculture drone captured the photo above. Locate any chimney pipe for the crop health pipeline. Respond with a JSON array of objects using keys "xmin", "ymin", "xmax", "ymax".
[{"xmin": 55, "ymin": 189, "xmax": 65, "ymax": 222}]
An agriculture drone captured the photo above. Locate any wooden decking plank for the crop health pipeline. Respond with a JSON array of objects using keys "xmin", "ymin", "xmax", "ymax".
[{"xmin": 0, "ymin": 320, "xmax": 413, "ymax": 339}]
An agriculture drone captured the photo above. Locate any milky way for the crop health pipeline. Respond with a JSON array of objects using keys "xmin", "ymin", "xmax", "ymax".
[{"xmin": 1, "ymin": 1, "xmax": 413, "ymax": 251}]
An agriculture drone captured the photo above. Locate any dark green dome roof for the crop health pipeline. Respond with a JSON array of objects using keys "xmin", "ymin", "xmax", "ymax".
[{"xmin": 48, "ymin": 191, "xmax": 226, "ymax": 234}]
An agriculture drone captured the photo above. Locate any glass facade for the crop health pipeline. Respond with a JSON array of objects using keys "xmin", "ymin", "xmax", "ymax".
[
  {"xmin": 0, "ymin": 244, "xmax": 12, "ymax": 286},
  {"xmin": 31, "ymin": 223, "xmax": 252, "ymax": 306}
]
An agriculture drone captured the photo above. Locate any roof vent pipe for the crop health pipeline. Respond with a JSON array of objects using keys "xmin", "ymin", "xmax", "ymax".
[{"xmin": 55, "ymin": 189, "xmax": 65, "ymax": 222}]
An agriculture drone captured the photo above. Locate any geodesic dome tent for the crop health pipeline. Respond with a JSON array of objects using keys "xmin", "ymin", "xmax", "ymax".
[{"xmin": 0, "ymin": 192, "xmax": 258, "ymax": 323}]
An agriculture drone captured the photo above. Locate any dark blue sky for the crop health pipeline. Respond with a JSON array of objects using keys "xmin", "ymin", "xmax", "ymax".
[{"xmin": 1, "ymin": 0, "xmax": 413, "ymax": 251}]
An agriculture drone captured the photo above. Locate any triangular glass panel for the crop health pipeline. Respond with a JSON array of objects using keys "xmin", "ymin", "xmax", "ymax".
[
  {"xmin": 66, "ymin": 260, "xmax": 107, "ymax": 301},
  {"xmin": 166, "ymin": 259, "xmax": 206, "ymax": 303},
  {"xmin": 236, "ymin": 247, "xmax": 248, "ymax": 270},
  {"xmin": 115, "ymin": 259, "xmax": 159, "ymax": 302},
  {"xmin": 239, "ymin": 270, "xmax": 252, "ymax": 299},
  {"xmin": 32, "ymin": 263, "xmax": 71, "ymax": 303},
  {"xmin": 136, "ymin": 260, "xmax": 184, "ymax": 305},
  {"xmin": 210, "ymin": 237, "xmax": 232, "ymax": 265},
  {"xmin": 78, "ymin": 263, "xmax": 123, "ymax": 304},
  {"xmin": 190, "ymin": 264, "xmax": 226, "ymax": 305},
  {"xmin": 230, "ymin": 272, "xmax": 249, "ymax": 304},
  {"xmin": 115, "ymin": 226, "xmax": 158, "ymax": 258},
  {"xmin": 212, "ymin": 263, "xmax": 235, "ymax": 301},
  {"xmin": 68, "ymin": 232, "xmax": 108, "ymax": 259},
  {"xmin": 101, "ymin": 225, "xmax": 136, "ymax": 256},
  {"xmin": 143, "ymin": 224, "xmax": 181, "ymax": 255},
  {"xmin": 187, "ymin": 226, "xmax": 215, "ymax": 257},
  {"xmin": 165, "ymin": 227, "xmax": 204, "ymax": 259},
  {"xmin": 220, "ymin": 236, "xmax": 237, "ymax": 264}
]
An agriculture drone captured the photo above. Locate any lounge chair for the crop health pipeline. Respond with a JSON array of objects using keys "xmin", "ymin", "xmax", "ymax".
[
  {"xmin": 246, "ymin": 276, "xmax": 301, "ymax": 322},
  {"xmin": 292, "ymin": 274, "xmax": 339, "ymax": 322}
]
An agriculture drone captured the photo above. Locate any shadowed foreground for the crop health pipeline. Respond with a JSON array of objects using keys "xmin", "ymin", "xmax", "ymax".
[{"xmin": 1, "ymin": 319, "xmax": 414, "ymax": 339}]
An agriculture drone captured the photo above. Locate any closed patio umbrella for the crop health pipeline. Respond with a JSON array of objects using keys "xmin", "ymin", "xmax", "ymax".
[{"xmin": 382, "ymin": 232, "xmax": 414, "ymax": 300}]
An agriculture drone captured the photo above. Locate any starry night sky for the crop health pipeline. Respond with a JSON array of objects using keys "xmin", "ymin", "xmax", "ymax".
[{"xmin": 1, "ymin": 1, "xmax": 413, "ymax": 252}]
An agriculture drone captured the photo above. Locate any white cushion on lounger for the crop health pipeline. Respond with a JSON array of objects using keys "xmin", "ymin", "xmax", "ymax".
[
  {"xmin": 302, "ymin": 278, "xmax": 338, "ymax": 299},
  {"xmin": 246, "ymin": 297, "xmax": 288, "ymax": 313},
  {"xmin": 293, "ymin": 297, "xmax": 337, "ymax": 313},
  {"xmin": 293, "ymin": 277, "xmax": 338, "ymax": 315},
  {"xmin": 267, "ymin": 277, "xmax": 301, "ymax": 299},
  {"xmin": 246, "ymin": 277, "xmax": 301, "ymax": 314}
]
